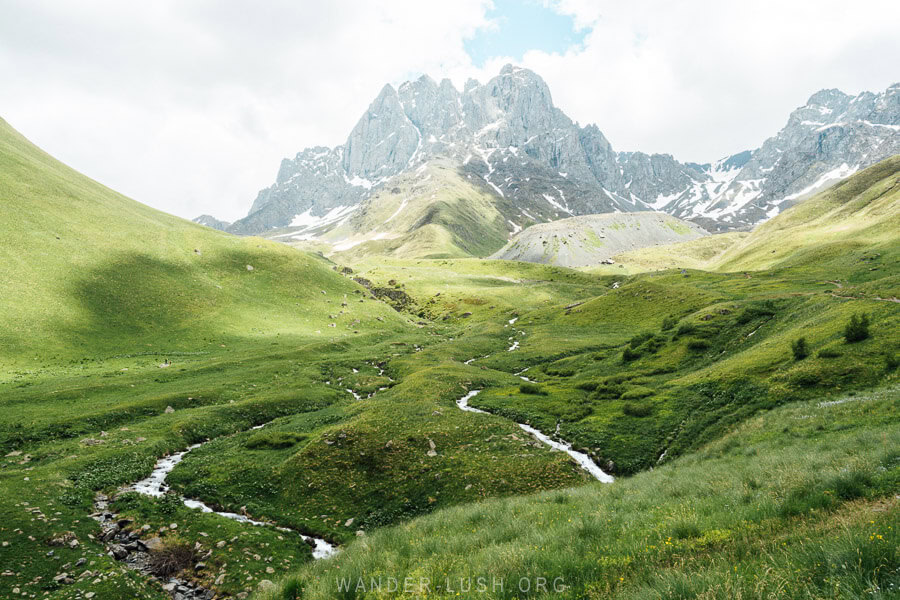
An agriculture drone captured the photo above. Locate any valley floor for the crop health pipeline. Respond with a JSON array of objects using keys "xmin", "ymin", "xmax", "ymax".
[{"xmin": 1, "ymin": 252, "xmax": 897, "ymax": 600}]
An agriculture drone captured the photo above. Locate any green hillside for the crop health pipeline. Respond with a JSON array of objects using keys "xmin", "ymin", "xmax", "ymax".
[
  {"xmin": 713, "ymin": 156, "xmax": 900, "ymax": 277},
  {"xmin": 0, "ymin": 117, "xmax": 406, "ymax": 368},
  {"xmin": 0, "ymin": 122, "xmax": 897, "ymax": 600}
]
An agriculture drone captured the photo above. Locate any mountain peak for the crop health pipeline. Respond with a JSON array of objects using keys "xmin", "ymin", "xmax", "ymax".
[
  {"xmin": 805, "ymin": 88, "xmax": 850, "ymax": 108},
  {"xmin": 226, "ymin": 70, "xmax": 899, "ymax": 237}
]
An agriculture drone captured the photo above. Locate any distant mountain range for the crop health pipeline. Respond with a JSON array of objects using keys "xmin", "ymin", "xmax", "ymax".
[{"xmin": 199, "ymin": 65, "xmax": 899, "ymax": 247}]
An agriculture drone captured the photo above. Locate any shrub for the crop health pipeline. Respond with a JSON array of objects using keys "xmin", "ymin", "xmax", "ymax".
[
  {"xmin": 544, "ymin": 367, "xmax": 575, "ymax": 377},
  {"xmin": 244, "ymin": 431, "xmax": 306, "ymax": 450},
  {"xmin": 661, "ymin": 316, "xmax": 678, "ymax": 331},
  {"xmin": 622, "ymin": 401, "xmax": 653, "ymax": 417},
  {"xmin": 791, "ymin": 337, "xmax": 809, "ymax": 361},
  {"xmin": 686, "ymin": 338, "xmax": 710, "ymax": 351},
  {"xmin": 147, "ymin": 540, "xmax": 199, "ymax": 578},
  {"xmin": 621, "ymin": 386, "xmax": 654, "ymax": 400},
  {"xmin": 792, "ymin": 372, "xmax": 819, "ymax": 388},
  {"xmin": 736, "ymin": 300, "xmax": 778, "ymax": 324},
  {"xmin": 622, "ymin": 346, "xmax": 641, "ymax": 362},
  {"xmin": 159, "ymin": 492, "xmax": 183, "ymax": 515},
  {"xmin": 575, "ymin": 381, "xmax": 598, "ymax": 392},
  {"xmin": 843, "ymin": 312, "xmax": 870, "ymax": 343},
  {"xmin": 519, "ymin": 383, "xmax": 546, "ymax": 395},
  {"xmin": 671, "ymin": 522, "xmax": 702, "ymax": 540},
  {"xmin": 643, "ymin": 335, "xmax": 667, "ymax": 354},
  {"xmin": 675, "ymin": 322, "xmax": 697, "ymax": 337},
  {"xmin": 817, "ymin": 348, "xmax": 842, "ymax": 359},
  {"xmin": 884, "ymin": 351, "xmax": 899, "ymax": 372},
  {"xmin": 628, "ymin": 332, "xmax": 653, "ymax": 348}
]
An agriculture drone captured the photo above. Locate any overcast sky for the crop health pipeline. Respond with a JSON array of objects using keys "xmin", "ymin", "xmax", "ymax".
[{"xmin": 1, "ymin": 0, "xmax": 898, "ymax": 222}]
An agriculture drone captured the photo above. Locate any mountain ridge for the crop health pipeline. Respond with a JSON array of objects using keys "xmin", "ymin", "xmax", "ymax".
[{"xmin": 205, "ymin": 67, "xmax": 899, "ymax": 251}]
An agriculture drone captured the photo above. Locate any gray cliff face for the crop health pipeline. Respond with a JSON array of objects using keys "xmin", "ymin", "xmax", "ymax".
[{"xmin": 222, "ymin": 66, "xmax": 899, "ymax": 236}]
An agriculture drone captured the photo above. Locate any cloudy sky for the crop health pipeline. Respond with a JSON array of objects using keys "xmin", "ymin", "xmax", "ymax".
[{"xmin": 1, "ymin": 0, "xmax": 898, "ymax": 222}]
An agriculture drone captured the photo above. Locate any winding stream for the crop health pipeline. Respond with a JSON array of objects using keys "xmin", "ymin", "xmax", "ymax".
[
  {"xmin": 456, "ymin": 390, "xmax": 614, "ymax": 483},
  {"xmin": 128, "ymin": 431, "xmax": 337, "ymax": 560}
]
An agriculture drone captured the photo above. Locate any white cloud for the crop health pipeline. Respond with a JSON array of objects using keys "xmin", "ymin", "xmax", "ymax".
[
  {"xmin": 528, "ymin": 0, "xmax": 900, "ymax": 161},
  {"xmin": 0, "ymin": 0, "xmax": 492, "ymax": 221},
  {"xmin": 0, "ymin": 1, "xmax": 897, "ymax": 222}
]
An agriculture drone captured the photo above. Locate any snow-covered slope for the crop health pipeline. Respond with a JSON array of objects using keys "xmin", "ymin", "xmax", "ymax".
[{"xmin": 653, "ymin": 85, "xmax": 900, "ymax": 230}]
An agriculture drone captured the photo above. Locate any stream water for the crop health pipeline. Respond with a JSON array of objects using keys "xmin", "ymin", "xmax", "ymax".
[
  {"xmin": 128, "ymin": 432, "xmax": 337, "ymax": 559},
  {"xmin": 456, "ymin": 390, "xmax": 613, "ymax": 483}
]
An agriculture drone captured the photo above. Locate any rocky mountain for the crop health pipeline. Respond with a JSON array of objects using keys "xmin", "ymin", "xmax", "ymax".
[
  {"xmin": 490, "ymin": 212, "xmax": 708, "ymax": 268},
  {"xmin": 215, "ymin": 66, "xmax": 899, "ymax": 247},
  {"xmin": 655, "ymin": 85, "xmax": 900, "ymax": 230},
  {"xmin": 192, "ymin": 214, "xmax": 231, "ymax": 231}
]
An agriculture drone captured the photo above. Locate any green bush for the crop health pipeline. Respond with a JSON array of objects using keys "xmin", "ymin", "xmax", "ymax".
[
  {"xmin": 791, "ymin": 337, "xmax": 809, "ymax": 361},
  {"xmin": 843, "ymin": 313, "xmax": 870, "ymax": 343},
  {"xmin": 817, "ymin": 348, "xmax": 842, "ymax": 358},
  {"xmin": 622, "ymin": 401, "xmax": 653, "ymax": 417},
  {"xmin": 675, "ymin": 322, "xmax": 697, "ymax": 337},
  {"xmin": 621, "ymin": 386, "xmax": 654, "ymax": 400},
  {"xmin": 244, "ymin": 431, "xmax": 306, "ymax": 450},
  {"xmin": 519, "ymin": 383, "xmax": 546, "ymax": 395},
  {"xmin": 643, "ymin": 335, "xmax": 667, "ymax": 354},
  {"xmin": 686, "ymin": 338, "xmax": 710, "ymax": 351},
  {"xmin": 792, "ymin": 372, "xmax": 820, "ymax": 388},
  {"xmin": 884, "ymin": 350, "xmax": 899, "ymax": 372},
  {"xmin": 661, "ymin": 316, "xmax": 678, "ymax": 331},
  {"xmin": 736, "ymin": 300, "xmax": 778, "ymax": 324},
  {"xmin": 622, "ymin": 346, "xmax": 641, "ymax": 362},
  {"xmin": 671, "ymin": 522, "xmax": 702, "ymax": 540},
  {"xmin": 544, "ymin": 367, "xmax": 575, "ymax": 377},
  {"xmin": 575, "ymin": 381, "xmax": 598, "ymax": 392},
  {"xmin": 628, "ymin": 332, "xmax": 654, "ymax": 348}
]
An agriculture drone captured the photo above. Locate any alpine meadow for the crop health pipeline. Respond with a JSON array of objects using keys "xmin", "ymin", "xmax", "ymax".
[{"xmin": 1, "ymin": 4, "xmax": 898, "ymax": 600}]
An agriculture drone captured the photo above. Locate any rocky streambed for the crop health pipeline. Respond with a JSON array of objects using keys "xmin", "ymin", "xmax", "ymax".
[{"xmin": 91, "ymin": 426, "xmax": 336, "ymax": 599}]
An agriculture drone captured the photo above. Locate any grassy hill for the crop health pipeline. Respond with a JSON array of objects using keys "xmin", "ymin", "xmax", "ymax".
[
  {"xmin": 264, "ymin": 384, "xmax": 899, "ymax": 600},
  {"xmin": 594, "ymin": 231, "xmax": 748, "ymax": 274},
  {"xmin": 0, "ymin": 123, "xmax": 897, "ymax": 600},
  {"xmin": 713, "ymin": 155, "xmax": 900, "ymax": 276},
  {"xmin": 264, "ymin": 159, "xmax": 513, "ymax": 260},
  {"xmin": 594, "ymin": 156, "xmax": 900, "ymax": 279},
  {"xmin": 0, "ymin": 117, "xmax": 406, "ymax": 369}
]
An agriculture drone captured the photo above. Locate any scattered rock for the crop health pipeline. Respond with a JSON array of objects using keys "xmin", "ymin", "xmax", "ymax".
[
  {"xmin": 164, "ymin": 405, "xmax": 175, "ymax": 414},
  {"xmin": 246, "ymin": 264, "xmax": 254, "ymax": 271},
  {"xmin": 143, "ymin": 537, "xmax": 164, "ymax": 551},
  {"xmin": 257, "ymin": 580, "xmax": 276, "ymax": 592}
]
